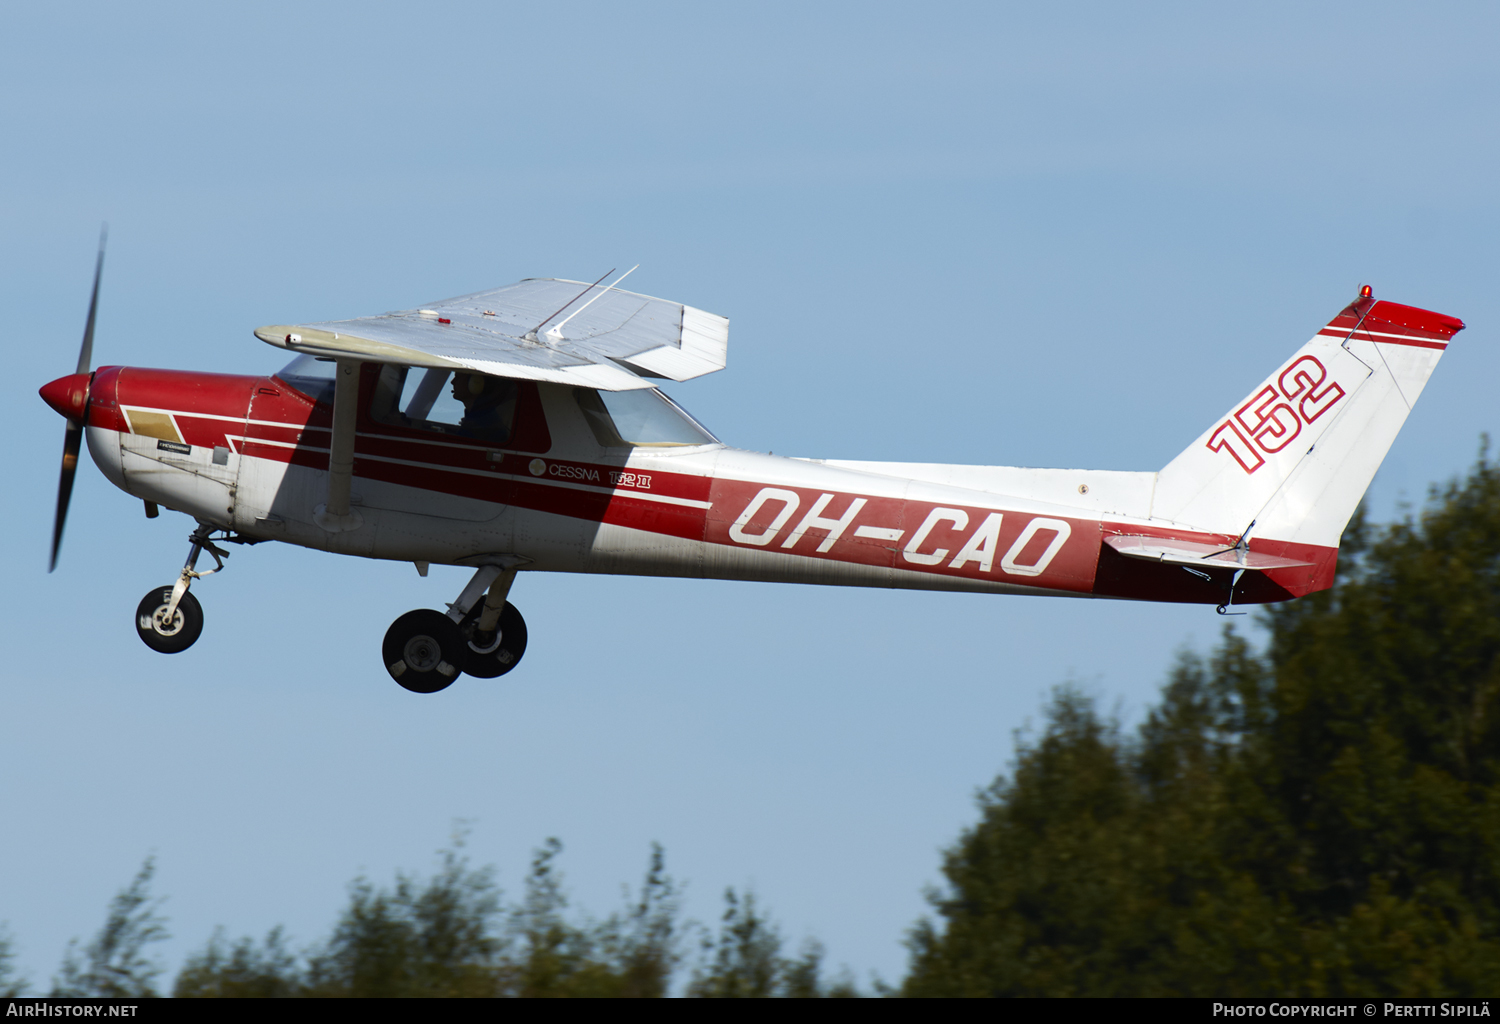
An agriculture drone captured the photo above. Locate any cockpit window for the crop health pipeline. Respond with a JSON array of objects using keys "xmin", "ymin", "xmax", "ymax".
[
  {"xmin": 370, "ymin": 365, "xmax": 518, "ymax": 446},
  {"xmin": 574, "ymin": 387, "xmax": 718, "ymax": 448},
  {"xmin": 274, "ymin": 354, "xmax": 336, "ymax": 403}
]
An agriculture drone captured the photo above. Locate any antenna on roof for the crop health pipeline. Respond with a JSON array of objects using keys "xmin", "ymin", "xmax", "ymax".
[
  {"xmin": 525, "ymin": 268, "xmax": 614, "ymax": 342},
  {"xmin": 545, "ymin": 265, "xmax": 639, "ymax": 342}
]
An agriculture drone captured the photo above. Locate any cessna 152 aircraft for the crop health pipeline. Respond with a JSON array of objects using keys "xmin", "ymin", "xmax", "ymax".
[{"xmin": 40, "ymin": 241, "xmax": 1465, "ymax": 692}]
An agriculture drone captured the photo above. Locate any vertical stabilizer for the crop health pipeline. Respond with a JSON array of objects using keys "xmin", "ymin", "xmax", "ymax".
[{"xmin": 1152, "ymin": 292, "xmax": 1464, "ymax": 551}]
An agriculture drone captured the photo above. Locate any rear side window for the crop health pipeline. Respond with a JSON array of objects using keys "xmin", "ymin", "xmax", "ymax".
[{"xmin": 574, "ymin": 388, "xmax": 718, "ymax": 448}]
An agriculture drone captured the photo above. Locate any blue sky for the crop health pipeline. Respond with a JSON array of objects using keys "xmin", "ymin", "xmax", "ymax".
[{"xmin": 3, "ymin": 2, "xmax": 1497, "ymax": 990}]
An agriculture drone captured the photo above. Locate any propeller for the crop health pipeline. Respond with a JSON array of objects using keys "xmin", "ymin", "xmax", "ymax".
[{"xmin": 47, "ymin": 227, "xmax": 107, "ymax": 572}]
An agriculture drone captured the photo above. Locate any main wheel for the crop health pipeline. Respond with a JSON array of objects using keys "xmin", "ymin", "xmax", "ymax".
[
  {"xmin": 135, "ymin": 586, "xmax": 204, "ymax": 654},
  {"xmin": 460, "ymin": 601, "xmax": 528, "ymax": 678},
  {"xmin": 383, "ymin": 609, "xmax": 465, "ymax": 693}
]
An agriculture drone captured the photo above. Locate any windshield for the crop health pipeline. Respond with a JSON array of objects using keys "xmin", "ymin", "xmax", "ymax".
[
  {"xmin": 274, "ymin": 354, "xmax": 336, "ymax": 403},
  {"xmin": 574, "ymin": 388, "xmax": 718, "ymax": 447}
]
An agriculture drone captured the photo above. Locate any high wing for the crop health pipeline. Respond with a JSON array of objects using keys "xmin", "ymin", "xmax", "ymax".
[{"xmin": 254, "ymin": 278, "xmax": 729, "ymax": 391}]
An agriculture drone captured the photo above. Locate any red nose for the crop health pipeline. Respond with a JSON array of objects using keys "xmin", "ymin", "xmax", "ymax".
[{"xmin": 40, "ymin": 373, "xmax": 92, "ymax": 420}]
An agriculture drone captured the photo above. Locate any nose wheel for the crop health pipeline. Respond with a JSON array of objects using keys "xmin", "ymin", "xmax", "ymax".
[
  {"xmin": 135, "ymin": 587, "xmax": 204, "ymax": 653},
  {"xmin": 132, "ymin": 523, "xmax": 240, "ymax": 654}
]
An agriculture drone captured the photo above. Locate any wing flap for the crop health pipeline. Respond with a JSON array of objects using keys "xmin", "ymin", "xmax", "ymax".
[{"xmin": 620, "ymin": 305, "xmax": 730, "ymax": 381}]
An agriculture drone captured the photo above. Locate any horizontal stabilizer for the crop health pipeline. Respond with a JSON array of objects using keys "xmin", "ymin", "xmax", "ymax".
[{"xmin": 1105, "ymin": 535, "xmax": 1316, "ymax": 571}]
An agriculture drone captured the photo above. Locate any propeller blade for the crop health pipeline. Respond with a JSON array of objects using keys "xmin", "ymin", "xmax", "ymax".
[
  {"xmin": 76, "ymin": 225, "xmax": 106, "ymax": 375},
  {"xmin": 51, "ymin": 226, "xmax": 107, "ymax": 572},
  {"xmin": 49, "ymin": 418, "xmax": 84, "ymax": 573}
]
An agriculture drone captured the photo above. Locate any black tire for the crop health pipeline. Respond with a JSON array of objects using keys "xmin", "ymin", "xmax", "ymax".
[
  {"xmin": 135, "ymin": 586, "xmax": 204, "ymax": 654},
  {"xmin": 383, "ymin": 609, "xmax": 465, "ymax": 693},
  {"xmin": 460, "ymin": 601, "xmax": 528, "ymax": 678}
]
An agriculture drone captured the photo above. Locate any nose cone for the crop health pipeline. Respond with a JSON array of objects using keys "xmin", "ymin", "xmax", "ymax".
[{"xmin": 40, "ymin": 373, "xmax": 92, "ymax": 420}]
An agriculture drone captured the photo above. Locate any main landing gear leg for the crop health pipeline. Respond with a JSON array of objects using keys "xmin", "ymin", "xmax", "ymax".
[
  {"xmin": 455, "ymin": 567, "xmax": 527, "ymax": 680},
  {"xmin": 382, "ymin": 562, "xmax": 528, "ymax": 692},
  {"xmin": 135, "ymin": 523, "xmax": 228, "ymax": 653}
]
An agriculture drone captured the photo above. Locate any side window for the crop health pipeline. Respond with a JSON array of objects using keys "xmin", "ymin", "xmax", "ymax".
[
  {"xmin": 371, "ymin": 366, "xmax": 518, "ymax": 446},
  {"xmin": 274, "ymin": 354, "xmax": 336, "ymax": 403},
  {"xmin": 574, "ymin": 387, "xmax": 718, "ymax": 447}
]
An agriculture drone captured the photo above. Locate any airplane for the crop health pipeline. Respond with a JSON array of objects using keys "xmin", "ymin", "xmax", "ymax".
[{"xmin": 39, "ymin": 239, "xmax": 1466, "ymax": 692}]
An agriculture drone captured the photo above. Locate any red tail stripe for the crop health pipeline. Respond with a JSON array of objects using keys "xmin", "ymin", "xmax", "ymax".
[{"xmin": 1316, "ymin": 329, "xmax": 1448, "ymax": 351}]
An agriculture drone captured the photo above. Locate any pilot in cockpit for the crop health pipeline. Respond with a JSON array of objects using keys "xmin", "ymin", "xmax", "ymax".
[{"xmin": 451, "ymin": 372, "xmax": 517, "ymax": 443}]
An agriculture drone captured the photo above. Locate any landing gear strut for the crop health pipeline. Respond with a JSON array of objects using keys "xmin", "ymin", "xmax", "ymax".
[
  {"xmin": 460, "ymin": 600, "xmax": 527, "ymax": 679},
  {"xmin": 135, "ymin": 523, "xmax": 230, "ymax": 654},
  {"xmin": 383, "ymin": 559, "xmax": 528, "ymax": 692}
]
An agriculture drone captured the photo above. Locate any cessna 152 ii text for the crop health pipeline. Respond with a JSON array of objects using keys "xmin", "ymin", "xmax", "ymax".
[{"xmin": 40, "ymin": 242, "xmax": 1466, "ymax": 692}]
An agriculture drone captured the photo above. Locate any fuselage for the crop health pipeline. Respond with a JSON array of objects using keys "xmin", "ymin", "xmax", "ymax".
[{"xmin": 67, "ymin": 362, "xmax": 1332, "ymax": 606}]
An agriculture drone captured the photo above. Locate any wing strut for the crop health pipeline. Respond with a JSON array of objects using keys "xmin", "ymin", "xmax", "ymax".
[{"xmin": 314, "ymin": 359, "xmax": 364, "ymax": 533}]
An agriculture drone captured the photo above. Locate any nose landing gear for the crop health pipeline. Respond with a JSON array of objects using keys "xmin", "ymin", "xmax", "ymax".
[
  {"xmin": 383, "ymin": 558, "xmax": 528, "ymax": 693},
  {"xmin": 134, "ymin": 523, "xmax": 231, "ymax": 654}
]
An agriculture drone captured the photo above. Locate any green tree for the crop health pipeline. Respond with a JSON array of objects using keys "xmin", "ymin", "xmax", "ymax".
[
  {"xmin": 173, "ymin": 928, "xmax": 300, "ymax": 997},
  {"xmin": 52, "ymin": 858, "xmax": 168, "ymax": 997},
  {"xmin": 590, "ymin": 843, "xmax": 683, "ymax": 997},
  {"xmin": 689, "ymin": 889, "xmax": 782, "ymax": 997},
  {"xmin": 0, "ymin": 925, "xmax": 25, "ymax": 996},
  {"xmin": 302, "ymin": 838, "xmax": 502, "ymax": 997},
  {"xmin": 905, "ymin": 452, "xmax": 1500, "ymax": 997},
  {"xmin": 173, "ymin": 836, "xmax": 703, "ymax": 997},
  {"xmin": 493, "ymin": 837, "xmax": 686, "ymax": 996},
  {"xmin": 689, "ymin": 888, "xmax": 857, "ymax": 997},
  {"xmin": 496, "ymin": 837, "xmax": 615, "ymax": 996}
]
